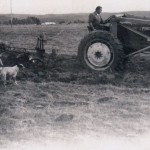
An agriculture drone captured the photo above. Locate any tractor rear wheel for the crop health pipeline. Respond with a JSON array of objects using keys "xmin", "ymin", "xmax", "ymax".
[{"xmin": 78, "ymin": 31, "xmax": 124, "ymax": 72}]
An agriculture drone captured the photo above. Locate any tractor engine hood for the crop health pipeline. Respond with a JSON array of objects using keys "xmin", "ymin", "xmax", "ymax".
[{"xmin": 117, "ymin": 13, "xmax": 150, "ymax": 26}]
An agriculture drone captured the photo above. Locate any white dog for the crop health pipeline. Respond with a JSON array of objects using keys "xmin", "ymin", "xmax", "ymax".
[{"xmin": 0, "ymin": 64, "xmax": 24, "ymax": 86}]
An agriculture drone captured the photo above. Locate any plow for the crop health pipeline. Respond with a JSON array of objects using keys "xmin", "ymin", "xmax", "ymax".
[{"xmin": 0, "ymin": 34, "xmax": 45, "ymax": 68}]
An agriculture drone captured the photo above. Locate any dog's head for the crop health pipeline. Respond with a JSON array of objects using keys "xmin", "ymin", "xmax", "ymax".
[{"xmin": 17, "ymin": 64, "xmax": 25, "ymax": 69}]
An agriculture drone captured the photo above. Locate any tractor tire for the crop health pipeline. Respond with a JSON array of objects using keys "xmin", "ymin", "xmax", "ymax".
[{"xmin": 78, "ymin": 31, "xmax": 125, "ymax": 72}]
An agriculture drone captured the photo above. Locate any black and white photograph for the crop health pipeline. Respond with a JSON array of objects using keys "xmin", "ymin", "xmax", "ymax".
[{"xmin": 0, "ymin": 0, "xmax": 150, "ymax": 149}]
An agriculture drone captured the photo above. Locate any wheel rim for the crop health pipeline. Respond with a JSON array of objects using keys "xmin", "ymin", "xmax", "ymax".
[{"xmin": 85, "ymin": 41, "xmax": 114, "ymax": 70}]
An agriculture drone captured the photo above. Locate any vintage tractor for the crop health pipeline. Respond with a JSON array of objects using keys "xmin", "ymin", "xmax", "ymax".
[{"xmin": 78, "ymin": 14, "xmax": 150, "ymax": 72}]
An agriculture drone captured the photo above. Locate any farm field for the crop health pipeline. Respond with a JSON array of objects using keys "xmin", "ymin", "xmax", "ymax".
[{"xmin": 0, "ymin": 24, "xmax": 150, "ymax": 150}]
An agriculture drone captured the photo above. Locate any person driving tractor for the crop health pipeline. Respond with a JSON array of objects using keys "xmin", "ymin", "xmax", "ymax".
[{"xmin": 88, "ymin": 6, "xmax": 105, "ymax": 31}]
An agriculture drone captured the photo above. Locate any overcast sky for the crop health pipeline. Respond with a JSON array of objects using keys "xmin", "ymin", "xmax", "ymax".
[{"xmin": 0, "ymin": 0, "xmax": 150, "ymax": 14}]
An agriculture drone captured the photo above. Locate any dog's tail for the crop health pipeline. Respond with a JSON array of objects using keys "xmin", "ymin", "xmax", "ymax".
[{"xmin": 0, "ymin": 58, "xmax": 3, "ymax": 66}]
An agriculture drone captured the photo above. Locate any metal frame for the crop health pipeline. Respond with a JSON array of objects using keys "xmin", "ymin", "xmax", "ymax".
[
  {"xmin": 126, "ymin": 45, "xmax": 150, "ymax": 58},
  {"xmin": 110, "ymin": 15, "xmax": 150, "ymax": 58}
]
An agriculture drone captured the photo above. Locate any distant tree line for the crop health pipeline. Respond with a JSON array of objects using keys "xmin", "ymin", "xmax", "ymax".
[
  {"xmin": 2, "ymin": 17, "xmax": 41, "ymax": 25},
  {"xmin": 58, "ymin": 19, "xmax": 86, "ymax": 24},
  {"xmin": 73, "ymin": 20, "xmax": 85, "ymax": 24}
]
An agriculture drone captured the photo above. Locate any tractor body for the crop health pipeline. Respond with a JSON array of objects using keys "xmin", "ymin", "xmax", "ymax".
[
  {"xmin": 78, "ymin": 14, "xmax": 150, "ymax": 72},
  {"xmin": 109, "ymin": 14, "xmax": 150, "ymax": 56}
]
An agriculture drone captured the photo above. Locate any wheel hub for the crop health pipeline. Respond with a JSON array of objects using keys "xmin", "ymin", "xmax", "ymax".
[
  {"xmin": 87, "ymin": 42, "xmax": 112, "ymax": 68},
  {"xmin": 95, "ymin": 51, "xmax": 102, "ymax": 59}
]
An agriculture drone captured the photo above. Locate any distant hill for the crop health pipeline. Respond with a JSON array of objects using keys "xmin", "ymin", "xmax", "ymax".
[
  {"xmin": 0, "ymin": 13, "xmax": 90, "ymax": 23},
  {"xmin": 0, "ymin": 11, "xmax": 150, "ymax": 23}
]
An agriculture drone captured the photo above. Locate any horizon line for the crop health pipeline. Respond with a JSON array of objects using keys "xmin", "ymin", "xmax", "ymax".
[{"xmin": 0, "ymin": 10, "xmax": 150, "ymax": 16}]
